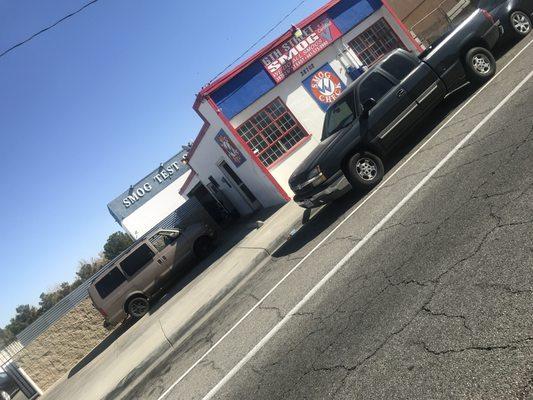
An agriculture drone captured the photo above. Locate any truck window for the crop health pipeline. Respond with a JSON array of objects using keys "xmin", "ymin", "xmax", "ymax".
[
  {"xmin": 380, "ymin": 54, "xmax": 417, "ymax": 81},
  {"xmin": 358, "ymin": 72, "xmax": 394, "ymax": 106},
  {"xmin": 323, "ymin": 95, "xmax": 356, "ymax": 140},
  {"xmin": 95, "ymin": 267, "xmax": 127, "ymax": 299},
  {"xmin": 120, "ymin": 244, "xmax": 155, "ymax": 276}
]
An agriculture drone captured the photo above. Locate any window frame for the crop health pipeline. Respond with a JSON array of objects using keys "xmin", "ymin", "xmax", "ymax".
[
  {"xmin": 356, "ymin": 71, "xmax": 396, "ymax": 114},
  {"xmin": 348, "ymin": 18, "xmax": 405, "ymax": 67},
  {"xmin": 235, "ymin": 98, "xmax": 310, "ymax": 168},
  {"xmin": 95, "ymin": 267, "xmax": 127, "ymax": 299},
  {"xmin": 119, "ymin": 243, "xmax": 156, "ymax": 278}
]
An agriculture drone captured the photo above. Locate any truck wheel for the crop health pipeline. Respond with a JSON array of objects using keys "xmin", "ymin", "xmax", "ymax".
[
  {"xmin": 126, "ymin": 296, "xmax": 149, "ymax": 319},
  {"xmin": 346, "ymin": 151, "xmax": 384, "ymax": 191},
  {"xmin": 465, "ymin": 47, "xmax": 496, "ymax": 84},
  {"xmin": 510, "ymin": 11, "xmax": 531, "ymax": 37}
]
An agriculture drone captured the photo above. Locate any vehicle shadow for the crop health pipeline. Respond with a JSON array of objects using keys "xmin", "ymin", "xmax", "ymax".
[
  {"xmin": 274, "ymin": 36, "xmax": 520, "ymax": 258},
  {"xmin": 67, "ymin": 207, "xmax": 280, "ymax": 379},
  {"xmin": 147, "ymin": 206, "xmax": 281, "ymax": 316}
]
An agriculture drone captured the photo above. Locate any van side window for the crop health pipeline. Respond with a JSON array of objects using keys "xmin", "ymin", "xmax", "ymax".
[
  {"xmin": 95, "ymin": 267, "xmax": 126, "ymax": 299},
  {"xmin": 380, "ymin": 54, "xmax": 417, "ymax": 81},
  {"xmin": 120, "ymin": 244, "xmax": 155, "ymax": 276},
  {"xmin": 358, "ymin": 72, "xmax": 394, "ymax": 106}
]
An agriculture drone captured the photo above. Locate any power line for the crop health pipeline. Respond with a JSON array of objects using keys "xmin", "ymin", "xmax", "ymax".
[
  {"xmin": 0, "ymin": 0, "xmax": 100, "ymax": 59},
  {"xmin": 208, "ymin": 0, "xmax": 308, "ymax": 84}
]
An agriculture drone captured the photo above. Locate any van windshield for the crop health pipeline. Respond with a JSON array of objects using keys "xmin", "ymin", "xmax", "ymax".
[{"xmin": 323, "ymin": 95, "xmax": 356, "ymax": 140}]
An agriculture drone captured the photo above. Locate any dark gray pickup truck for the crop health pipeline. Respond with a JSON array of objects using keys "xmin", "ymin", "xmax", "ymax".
[{"xmin": 289, "ymin": 9, "xmax": 502, "ymax": 209}]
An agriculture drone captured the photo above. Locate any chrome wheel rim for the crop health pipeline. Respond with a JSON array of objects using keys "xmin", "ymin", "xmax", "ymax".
[
  {"xmin": 355, "ymin": 157, "xmax": 378, "ymax": 181},
  {"xmin": 512, "ymin": 12, "xmax": 531, "ymax": 34},
  {"xmin": 130, "ymin": 298, "xmax": 148, "ymax": 317},
  {"xmin": 472, "ymin": 54, "xmax": 491, "ymax": 75}
]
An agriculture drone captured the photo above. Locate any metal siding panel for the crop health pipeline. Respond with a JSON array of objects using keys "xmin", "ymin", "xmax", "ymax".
[
  {"xmin": 211, "ymin": 60, "xmax": 276, "ymax": 120},
  {"xmin": 15, "ymin": 198, "xmax": 214, "ymax": 347}
]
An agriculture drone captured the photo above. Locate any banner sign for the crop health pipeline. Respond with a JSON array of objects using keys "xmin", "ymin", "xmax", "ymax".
[
  {"xmin": 261, "ymin": 17, "xmax": 342, "ymax": 84},
  {"xmin": 303, "ymin": 63, "xmax": 346, "ymax": 111},
  {"xmin": 215, "ymin": 130, "xmax": 246, "ymax": 168}
]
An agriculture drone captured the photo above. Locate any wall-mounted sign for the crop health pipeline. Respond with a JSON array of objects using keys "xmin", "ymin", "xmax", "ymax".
[
  {"xmin": 107, "ymin": 150, "xmax": 191, "ymax": 221},
  {"xmin": 261, "ymin": 16, "xmax": 342, "ymax": 84},
  {"xmin": 303, "ymin": 63, "xmax": 346, "ymax": 111},
  {"xmin": 215, "ymin": 130, "xmax": 246, "ymax": 168},
  {"xmin": 122, "ymin": 161, "xmax": 182, "ymax": 208}
]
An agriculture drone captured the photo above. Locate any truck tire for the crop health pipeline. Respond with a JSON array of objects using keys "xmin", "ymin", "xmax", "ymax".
[
  {"xmin": 126, "ymin": 295, "xmax": 149, "ymax": 319},
  {"xmin": 465, "ymin": 47, "xmax": 496, "ymax": 84},
  {"xmin": 346, "ymin": 151, "xmax": 384, "ymax": 191},
  {"xmin": 510, "ymin": 11, "xmax": 531, "ymax": 38}
]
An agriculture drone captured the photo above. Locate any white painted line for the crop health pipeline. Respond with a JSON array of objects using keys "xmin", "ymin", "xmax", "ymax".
[
  {"xmin": 158, "ymin": 38, "xmax": 533, "ymax": 400},
  {"xmin": 202, "ymin": 69, "xmax": 533, "ymax": 400}
]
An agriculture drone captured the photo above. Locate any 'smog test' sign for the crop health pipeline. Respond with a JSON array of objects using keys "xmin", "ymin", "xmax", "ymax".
[
  {"xmin": 261, "ymin": 17, "xmax": 342, "ymax": 83},
  {"xmin": 123, "ymin": 161, "xmax": 182, "ymax": 208}
]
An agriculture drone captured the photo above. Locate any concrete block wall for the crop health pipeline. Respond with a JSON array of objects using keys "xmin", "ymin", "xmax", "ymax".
[{"xmin": 14, "ymin": 298, "xmax": 111, "ymax": 391}]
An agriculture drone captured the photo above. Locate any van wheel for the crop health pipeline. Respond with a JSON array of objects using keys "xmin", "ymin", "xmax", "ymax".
[
  {"xmin": 346, "ymin": 151, "xmax": 384, "ymax": 191},
  {"xmin": 465, "ymin": 47, "xmax": 496, "ymax": 84},
  {"xmin": 126, "ymin": 296, "xmax": 149, "ymax": 319},
  {"xmin": 510, "ymin": 11, "xmax": 531, "ymax": 37},
  {"xmin": 194, "ymin": 236, "xmax": 214, "ymax": 260}
]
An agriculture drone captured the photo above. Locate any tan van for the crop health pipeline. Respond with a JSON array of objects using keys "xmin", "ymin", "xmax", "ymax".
[{"xmin": 89, "ymin": 223, "xmax": 216, "ymax": 325}]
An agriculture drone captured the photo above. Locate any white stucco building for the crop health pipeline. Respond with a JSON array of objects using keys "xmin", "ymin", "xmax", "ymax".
[{"xmin": 184, "ymin": 0, "xmax": 422, "ymax": 216}]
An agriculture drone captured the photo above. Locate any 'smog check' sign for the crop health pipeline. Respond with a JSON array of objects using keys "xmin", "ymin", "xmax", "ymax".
[
  {"xmin": 303, "ymin": 63, "xmax": 346, "ymax": 111},
  {"xmin": 261, "ymin": 17, "xmax": 342, "ymax": 84},
  {"xmin": 215, "ymin": 130, "xmax": 247, "ymax": 168}
]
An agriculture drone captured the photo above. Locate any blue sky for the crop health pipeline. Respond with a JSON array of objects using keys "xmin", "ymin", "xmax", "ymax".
[{"xmin": 0, "ymin": 0, "xmax": 328, "ymax": 328}]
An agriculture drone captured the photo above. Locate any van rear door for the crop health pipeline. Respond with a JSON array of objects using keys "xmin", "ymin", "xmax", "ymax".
[{"xmin": 92, "ymin": 267, "xmax": 128, "ymax": 321}]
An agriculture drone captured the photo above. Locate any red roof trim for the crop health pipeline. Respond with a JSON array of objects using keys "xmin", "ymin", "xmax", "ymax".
[
  {"xmin": 196, "ymin": 0, "xmax": 342, "ymax": 100},
  {"xmin": 187, "ymin": 118, "xmax": 210, "ymax": 160}
]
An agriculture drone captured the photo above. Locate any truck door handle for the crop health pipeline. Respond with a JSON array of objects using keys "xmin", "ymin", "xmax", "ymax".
[{"xmin": 397, "ymin": 89, "xmax": 406, "ymax": 98}]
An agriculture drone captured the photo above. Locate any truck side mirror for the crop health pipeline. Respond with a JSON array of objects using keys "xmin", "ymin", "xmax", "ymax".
[{"xmin": 361, "ymin": 98, "xmax": 377, "ymax": 118}]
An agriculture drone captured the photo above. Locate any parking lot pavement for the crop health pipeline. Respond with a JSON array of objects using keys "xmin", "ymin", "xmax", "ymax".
[{"xmin": 123, "ymin": 37, "xmax": 533, "ymax": 400}]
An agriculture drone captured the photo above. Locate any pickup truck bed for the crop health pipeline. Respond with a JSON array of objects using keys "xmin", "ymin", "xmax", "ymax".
[{"xmin": 289, "ymin": 9, "xmax": 502, "ymax": 209}]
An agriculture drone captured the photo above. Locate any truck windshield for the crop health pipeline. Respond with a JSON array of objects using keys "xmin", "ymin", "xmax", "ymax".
[{"xmin": 323, "ymin": 95, "xmax": 356, "ymax": 140}]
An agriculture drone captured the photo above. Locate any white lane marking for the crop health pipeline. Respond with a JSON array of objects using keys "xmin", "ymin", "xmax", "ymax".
[
  {"xmin": 202, "ymin": 69, "xmax": 533, "ymax": 400},
  {"xmin": 157, "ymin": 38, "xmax": 533, "ymax": 400}
]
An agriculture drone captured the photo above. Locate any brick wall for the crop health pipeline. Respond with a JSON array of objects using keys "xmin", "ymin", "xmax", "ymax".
[{"xmin": 14, "ymin": 298, "xmax": 111, "ymax": 391}]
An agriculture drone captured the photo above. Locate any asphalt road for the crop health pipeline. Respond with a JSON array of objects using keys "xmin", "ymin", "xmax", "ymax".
[{"xmin": 122, "ymin": 38, "xmax": 533, "ymax": 400}]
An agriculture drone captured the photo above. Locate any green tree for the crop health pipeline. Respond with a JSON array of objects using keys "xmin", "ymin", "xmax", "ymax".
[
  {"xmin": 3, "ymin": 305, "xmax": 40, "ymax": 338},
  {"xmin": 0, "ymin": 327, "xmax": 15, "ymax": 347},
  {"xmin": 103, "ymin": 231, "xmax": 133, "ymax": 261},
  {"xmin": 72, "ymin": 256, "xmax": 107, "ymax": 288},
  {"xmin": 38, "ymin": 282, "xmax": 72, "ymax": 314}
]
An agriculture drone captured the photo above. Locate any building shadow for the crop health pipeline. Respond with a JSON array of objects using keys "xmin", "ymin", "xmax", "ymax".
[
  {"xmin": 147, "ymin": 206, "xmax": 281, "ymax": 316},
  {"xmin": 67, "ymin": 207, "xmax": 279, "ymax": 379}
]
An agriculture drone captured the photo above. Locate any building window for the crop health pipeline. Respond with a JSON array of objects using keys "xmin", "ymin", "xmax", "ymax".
[
  {"xmin": 236, "ymin": 98, "xmax": 309, "ymax": 167},
  {"xmin": 348, "ymin": 18, "xmax": 404, "ymax": 66}
]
